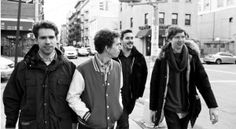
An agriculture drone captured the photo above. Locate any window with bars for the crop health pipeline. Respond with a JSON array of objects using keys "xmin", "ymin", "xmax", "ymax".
[
  {"xmin": 159, "ymin": 12, "xmax": 165, "ymax": 24},
  {"xmin": 172, "ymin": 13, "xmax": 178, "ymax": 25},
  {"xmin": 185, "ymin": 14, "xmax": 191, "ymax": 25}
]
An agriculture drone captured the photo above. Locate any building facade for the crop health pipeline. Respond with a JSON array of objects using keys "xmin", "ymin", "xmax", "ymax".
[
  {"xmin": 119, "ymin": 0, "xmax": 198, "ymax": 56},
  {"xmin": 60, "ymin": 24, "xmax": 68, "ymax": 46},
  {"xmin": 198, "ymin": 0, "xmax": 236, "ymax": 55},
  {"xmin": 68, "ymin": 0, "xmax": 120, "ymax": 49},
  {"xmin": 1, "ymin": 0, "xmax": 44, "ymax": 56}
]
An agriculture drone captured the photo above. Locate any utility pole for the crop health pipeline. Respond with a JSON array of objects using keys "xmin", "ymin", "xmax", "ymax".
[
  {"xmin": 150, "ymin": 3, "xmax": 159, "ymax": 57},
  {"xmin": 127, "ymin": 0, "xmax": 166, "ymax": 57},
  {"xmin": 15, "ymin": 0, "xmax": 22, "ymax": 66}
]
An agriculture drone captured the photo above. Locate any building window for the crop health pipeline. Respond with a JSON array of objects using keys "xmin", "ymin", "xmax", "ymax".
[
  {"xmin": 227, "ymin": 0, "xmax": 235, "ymax": 6},
  {"xmin": 159, "ymin": 12, "xmax": 165, "ymax": 24},
  {"xmin": 120, "ymin": 21, "xmax": 122, "ymax": 30},
  {"xmin": 220, "ymin": 44, "xmax": 225, "ymax": 48},
  {"xmin": 172, "ymin": 13, "xmax": 178, "ymax": 25},
  {"xmin": 185, "ymin": 14, "xmax": 191, "ymax": 25},
  {"xmin": 186, "ymin": 0, "xmax": 191, "ymax": 2},
  {"xmin": 120, "ymin": 3, "xmax": 122, "ymax": 12},
  {"xmin": 130, "ymin": 17, "xmax": 133, "ymax": 28},
  {"xmin": 144, "ymin": 13, "xmax": 148, "ymax": 25}
]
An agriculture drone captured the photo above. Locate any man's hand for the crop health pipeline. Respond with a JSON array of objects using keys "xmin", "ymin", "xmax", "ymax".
[{"xmin": 209, "ymin": 108, "xmax": 219, "ymax": 124}]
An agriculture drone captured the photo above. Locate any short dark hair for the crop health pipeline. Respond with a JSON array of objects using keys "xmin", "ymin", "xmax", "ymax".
[
  {"xmin": 94, "ymin": 29, "xmax": 120, "ymax": 54},
  {"xmin": 32, "ymin": 20, "xmax": 59, "ymax": 39},
  {"xmin": 166, "ymin": 25, "xmax": 187, "ymax": 40},
  {"xmin": 120, "ymin": 29, "xmax": 132, "ymax": 39}
]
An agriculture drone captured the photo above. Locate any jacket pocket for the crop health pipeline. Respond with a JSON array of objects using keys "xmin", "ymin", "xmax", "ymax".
[{"xmin": 19, "ymin": 120, "xmax": 37, "ymax": 129}]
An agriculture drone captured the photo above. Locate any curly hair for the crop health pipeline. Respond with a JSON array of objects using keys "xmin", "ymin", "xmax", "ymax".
[
  {"xmin": 94, "ymin": 29, "xmax": 120, "ymax": 54},
  {"xmin": 32, "ymin": 20, "xmax": 59, "ymax": 39},
  {"xmin": 166, "ymin": 25, "xmax": 188, "ymax": 40}
]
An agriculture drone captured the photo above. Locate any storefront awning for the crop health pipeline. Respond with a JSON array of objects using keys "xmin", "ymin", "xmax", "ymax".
[
  {"xmin": 136, "ymin": 29, "xmax": 151, "ymax": 38},
  {"xmin": 1, "ymin": 18, "xmax": 34, "ymax": 31}
]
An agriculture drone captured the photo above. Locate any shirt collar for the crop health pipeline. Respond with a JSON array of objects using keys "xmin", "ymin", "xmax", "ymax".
[
  {"xmin": 38, "ymin": 50, "xmax": 56, "ymax": 65},
  {"xmin": 93, "ymin": 54, "xmax": 113, "ymax": 73}
]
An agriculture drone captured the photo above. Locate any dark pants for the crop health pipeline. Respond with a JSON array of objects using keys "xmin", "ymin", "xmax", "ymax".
[
  {"xmin": 164, "ymin": 109, "xmax": 190, "ymax": 129},
  {"xmin": 116, "ymin": 110, "xmax": 129, "ymax": 129},
  {"xmin": 78, "ymin": 123, "xmax": 114, "ymax": 129}
]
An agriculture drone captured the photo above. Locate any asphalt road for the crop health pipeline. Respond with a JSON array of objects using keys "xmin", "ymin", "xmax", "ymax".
[{"xmin": 1, "ymin": 57, "xmax": 236, "ymax": 129}]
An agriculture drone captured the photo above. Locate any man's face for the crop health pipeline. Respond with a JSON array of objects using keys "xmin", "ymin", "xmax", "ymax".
[
  {"xmin": 121, "ymin": 32, "xmax": 134, "ymax": 50},
  {"xmin": 37, "ymin": 28, "xmax": 57, "ymax": 56},
  {"xmin": 107, "ymin": 38, "xmax": 121, "ymax": 58},
  {"xmin": 170, "ymin": 32, "xmax": 186, "ymax": 51}
]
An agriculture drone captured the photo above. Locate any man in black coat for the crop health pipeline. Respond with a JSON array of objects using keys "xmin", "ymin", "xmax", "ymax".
[
  {"xmin": 149, "ymin": 26, "xmax": 219, "ymax": 129},
  {"xmin": 3, "ymin": 21, "xmax": 77, "ymax": 129},
  {"xmin": 115, "ymin": 29, "xmax": 148, "ymax": 129}
]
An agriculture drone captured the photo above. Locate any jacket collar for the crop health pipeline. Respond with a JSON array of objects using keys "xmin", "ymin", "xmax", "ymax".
[{"xmin": 24, "ymin": 44, "xmax": 64, "ymax": 67}]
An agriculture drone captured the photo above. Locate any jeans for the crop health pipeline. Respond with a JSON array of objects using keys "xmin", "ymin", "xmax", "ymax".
[{"xmin": 164, "ymin": 109, "xmax": 190, "ymax": 129}]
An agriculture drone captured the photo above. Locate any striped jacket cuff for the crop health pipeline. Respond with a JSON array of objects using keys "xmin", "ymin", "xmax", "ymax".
[{"xmin": 82, "ymin": 111, "xmax": 91, "ymax": 121}]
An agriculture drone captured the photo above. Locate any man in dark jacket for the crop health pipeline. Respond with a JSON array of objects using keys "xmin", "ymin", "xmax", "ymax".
[
  {"xmin": 149, "ymin": 26, "xmax": 219, "ymax": 129},
  {"xmin": 3, "ymin": 21, "xmax": 77, "ymax": 129},
  {"xmin": 115, "ymin": 29, "xmax": 148, "ymax": 129}
]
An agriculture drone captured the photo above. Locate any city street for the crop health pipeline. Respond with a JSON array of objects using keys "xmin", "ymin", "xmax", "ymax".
[{"xmin": 1, "ymin": 56, "xmax": 236, "ymax": 129}]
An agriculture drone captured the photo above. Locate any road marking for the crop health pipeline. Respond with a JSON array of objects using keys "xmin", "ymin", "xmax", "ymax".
[
  {"xmin": 210, "ymin": 80, "xmax": 236, "ymax": 83},
  {"xmin": 206, "ymin": 69, "xmax": 236, "ymax": 75}
]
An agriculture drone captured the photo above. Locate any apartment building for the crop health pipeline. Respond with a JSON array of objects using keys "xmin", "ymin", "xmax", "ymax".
[
  {"xmin": 119, "ymin": 0, "xmax": 198, "ymax": 56},
  {"xmin": 68, "ymin": 0, "xmax": 120, "ymax": 49},
  {"xmin": 198, "ymin": 0, "xmax": 236, "ymax": 55}
]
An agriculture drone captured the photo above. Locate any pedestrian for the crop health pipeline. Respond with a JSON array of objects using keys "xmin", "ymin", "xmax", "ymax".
[
  {"xmin": 66, "ymin": 29, "xmax": 123, "ymax": 129},
  {"xmin": 149, "ymin": 25, "xmax": 219, "ymax": 129},
  {"xmin": 3, "ymin": 21, "xmax": 77, "ymax": 129},
  {"xmin": 114, "ymin": 29, "xmax": 148, "ymax": 129}
]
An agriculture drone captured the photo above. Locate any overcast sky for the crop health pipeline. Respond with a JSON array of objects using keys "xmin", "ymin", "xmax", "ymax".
[{"xmin": 44, "ymin": 0, "xmax": 78, "ymax": 28}]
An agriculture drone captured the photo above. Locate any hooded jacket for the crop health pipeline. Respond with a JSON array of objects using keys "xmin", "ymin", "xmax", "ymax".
[
  {"xmin": 149, "ymin": 41, "xmax": 218, "ymax": 127},
  {"xmin": 3, "ymin": 44, "xmax": 77, "ymax": 129}
]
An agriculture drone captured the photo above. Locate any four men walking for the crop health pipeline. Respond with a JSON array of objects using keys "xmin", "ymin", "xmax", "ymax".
[{"xmin": 3, "ymin": 20, "xmax": 218, "ymax": 129}]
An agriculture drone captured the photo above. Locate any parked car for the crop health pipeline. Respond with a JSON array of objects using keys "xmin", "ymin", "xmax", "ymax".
[
  {"xmin": 63, "ymin": 46, "xmax": 78, "ymax": 59},
  {"xmin": 77, "ymin": 47, "xmax": 89, "ymax": 56},
  {"xmin": 0, "ymin": 56, "xmax": 14, "ymax": 79},
  {"xmin": 86, "ymin": 47, "xmax": 97, "ymax": 56},
  {"xmin": 203, "ymin": 52, "xmax": 236, "ymax": 64}
]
